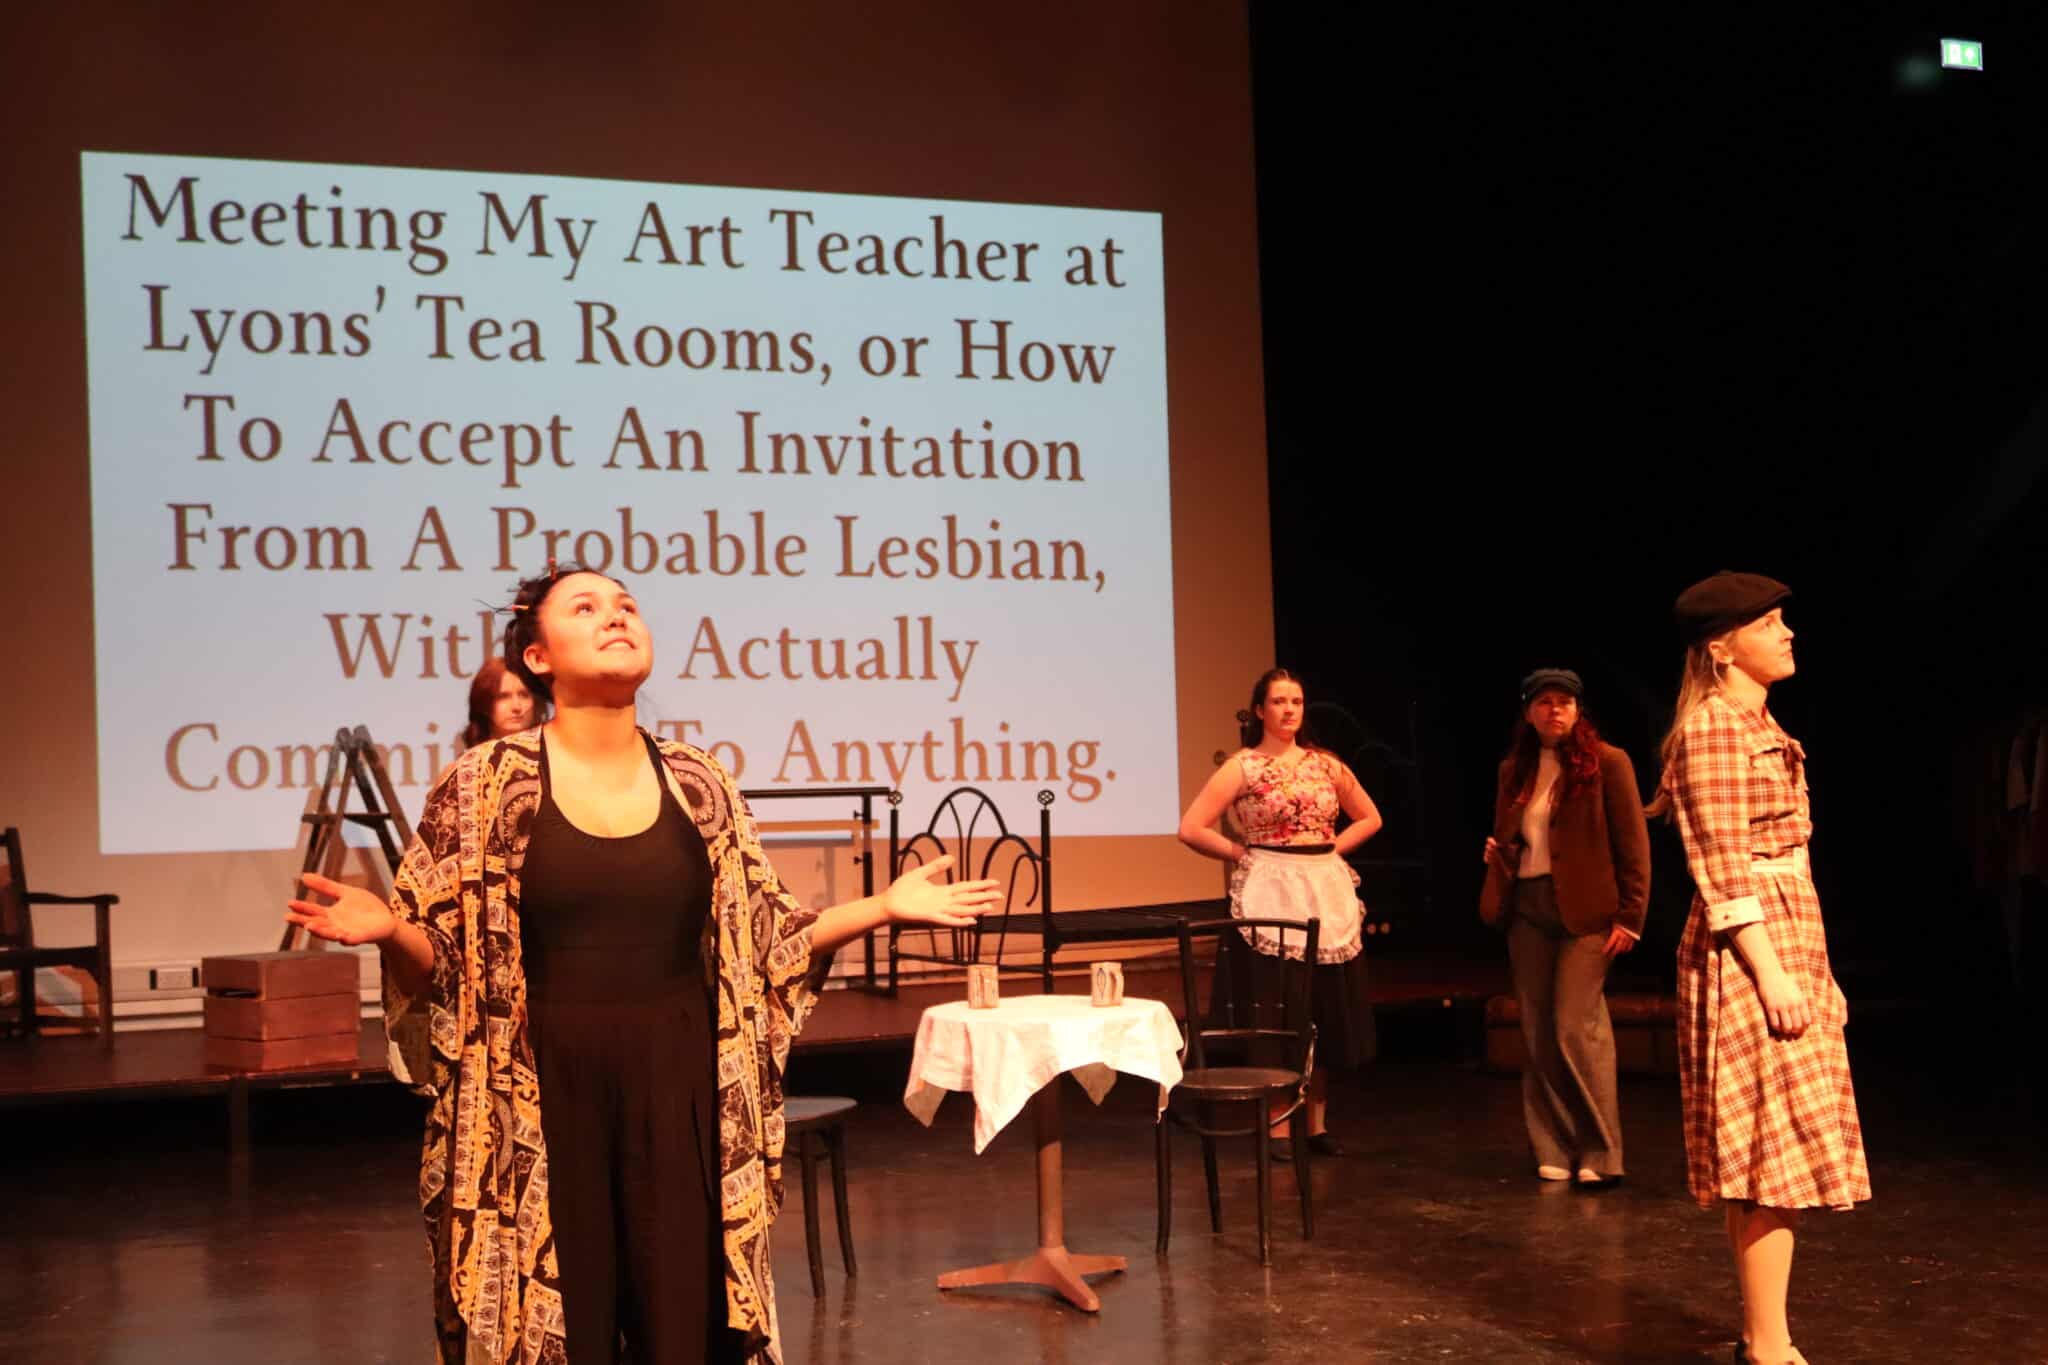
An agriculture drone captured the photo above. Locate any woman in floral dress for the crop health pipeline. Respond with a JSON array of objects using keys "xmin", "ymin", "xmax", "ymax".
[{"xmin": 1178, "ymin": 668, "xmax": 1382, "ymax": 1155}]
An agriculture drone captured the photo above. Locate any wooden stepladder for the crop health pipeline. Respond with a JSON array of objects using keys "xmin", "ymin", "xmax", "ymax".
[{"xmin": 276, "ymin": 726, "xmax": 413, "ymax": 951}]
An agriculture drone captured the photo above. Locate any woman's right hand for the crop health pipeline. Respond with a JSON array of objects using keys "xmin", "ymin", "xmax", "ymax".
[
  {"xmin": 1754, "ymin": 967, "xmax": 1811, "ymax": 1038},
  {"xmin": 285, "ymin": 872, "xmax": 398, "ymax": 947},
  {"xmin": 1482, "ymin": 837, "xmax": 1508, "ymax": 872}
]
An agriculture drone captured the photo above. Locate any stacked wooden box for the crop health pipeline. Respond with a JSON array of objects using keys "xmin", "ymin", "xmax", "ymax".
[
  {"xmin": 1484, "ymin": 992, "xmax": 1679, "ymax": 1075},
  {"xmin": 200, "ymin": 951, "xmax": 362, "ymax": 1071}
]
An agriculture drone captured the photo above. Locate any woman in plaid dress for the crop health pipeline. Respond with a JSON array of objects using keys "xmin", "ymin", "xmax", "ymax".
[{"xmin": 1649, "ymin": 572, "xmax": 1869, "ymax": 1365}]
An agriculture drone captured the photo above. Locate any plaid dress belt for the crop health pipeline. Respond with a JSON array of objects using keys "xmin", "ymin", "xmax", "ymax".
[{"xmin": 1750, "ymin": 849, "xmax": 1809, "ymax": 876}]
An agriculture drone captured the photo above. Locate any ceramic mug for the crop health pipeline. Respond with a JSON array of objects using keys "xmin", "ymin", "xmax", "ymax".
[
  {"xmin": 966, "ymin": 964, "xmax": 1000, "ymax": 1009},
  {"xmin": 1090, "ymin": 961, "xmax": 1124, "ymax": 1007}
]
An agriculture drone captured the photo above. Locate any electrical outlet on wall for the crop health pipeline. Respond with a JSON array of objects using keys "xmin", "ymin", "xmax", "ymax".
[{"xmin": 148, "ymin": 964, "xmax": 199, "ymax": 991}]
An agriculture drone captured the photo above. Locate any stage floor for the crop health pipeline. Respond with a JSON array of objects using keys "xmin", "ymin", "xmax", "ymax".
[
  {"xmin": 6, "ymin": 1019, "xmax": 2044, "ymax": 1363},
  {"xmin": 0, "ymin": 951, "xmax": 1512, "ymax": 1117}
]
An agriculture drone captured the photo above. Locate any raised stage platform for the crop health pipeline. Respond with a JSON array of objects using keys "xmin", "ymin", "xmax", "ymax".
[{"xmin": 0, "ymin": 951, "xmax": 1513, "ymax": 1153}]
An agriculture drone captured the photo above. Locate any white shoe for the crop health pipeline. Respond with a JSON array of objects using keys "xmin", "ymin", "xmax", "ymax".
[{"xmin": 1536, "ymin": 1164, "xmax": 1571, "ymax": 1181}]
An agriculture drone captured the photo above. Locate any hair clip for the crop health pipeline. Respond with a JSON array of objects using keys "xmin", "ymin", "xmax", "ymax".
[{"xmin": 546, "ymin": 554, "xmax": 559, "ymax": 575}]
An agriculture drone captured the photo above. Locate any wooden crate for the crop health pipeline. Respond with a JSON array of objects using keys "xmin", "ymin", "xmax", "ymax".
[
  {"xmin": 202, "ymin": 1031, "xmax": 361, "ymax": 1071},
  {"xmin": 200, "ymin": 951, "xmax": 363, "ymax": 1072},
  {"xmin": 1484, "ymin": 992, "xmax": 1679, "ymax": 1075},
  {"xmin": 203, "ymin": 991, "xmax": 359, "ymax": 1041},
  {"xmin": 200, "ymin": 951, "xmax": 360, "ymax": 1000}
]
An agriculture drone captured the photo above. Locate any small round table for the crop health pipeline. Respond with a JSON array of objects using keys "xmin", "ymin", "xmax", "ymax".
[{"xmin": 903, "ymin": 994, "xmax": 1183, "ymax": 1311}]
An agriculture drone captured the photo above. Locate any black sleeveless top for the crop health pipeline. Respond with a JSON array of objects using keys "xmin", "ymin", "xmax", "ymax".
[{"xmin": 519, "ymin": 732, "xmax": 715, "ymax": 1004}]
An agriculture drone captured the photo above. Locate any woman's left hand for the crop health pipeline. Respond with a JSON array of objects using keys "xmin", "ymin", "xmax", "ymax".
[
  {"xmin": 881, "ymin": 855, "xmax": 1004, "ymax": 927},
  {"xmin": 1602, "ymin": 926, "xmax": 1638, "ymax": 957}
]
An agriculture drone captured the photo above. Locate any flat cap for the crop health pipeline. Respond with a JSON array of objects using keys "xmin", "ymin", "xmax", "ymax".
[
  {"xmin": 1673, "ymin": 571, "xmax": 1790, "ymax": 643},
  {"xmin": 1519, "ymin": 668, "xmax": 1584, "ymax": 704}
]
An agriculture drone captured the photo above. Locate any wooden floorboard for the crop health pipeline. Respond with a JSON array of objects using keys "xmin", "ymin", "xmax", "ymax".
[{"xmin": 7, "ymin": 1013, "xmax": 2042, "ymax": 1364}]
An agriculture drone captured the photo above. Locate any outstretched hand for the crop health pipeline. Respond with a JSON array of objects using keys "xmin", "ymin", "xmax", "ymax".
[
  {"xmin": 881, "ymin": 855, "xmax": 1003, "ymax": 927},
  {"xmin": 285, "ymin": 872, "xmax": 397, "ymax": 947}
]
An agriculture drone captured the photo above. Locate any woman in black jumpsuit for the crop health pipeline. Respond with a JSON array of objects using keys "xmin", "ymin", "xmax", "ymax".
[
  {"xmin": 287, "ymin": 565, "xmax": 1002, "ymax": 1364},
  {"xmin": 521, "ymin": 729, "xmax": 732, "ymax": 1361}
]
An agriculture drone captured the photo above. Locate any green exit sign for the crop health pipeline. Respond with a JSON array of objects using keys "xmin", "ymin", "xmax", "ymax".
[{"xmin": 1941, "ymin": 38, "xmax": 1984, "ymax": 70}]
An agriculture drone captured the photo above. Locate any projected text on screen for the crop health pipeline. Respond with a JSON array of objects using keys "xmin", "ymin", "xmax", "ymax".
[{"xmin": 82, "ymin": 152, "xmax": 1176, "ymax": 854}]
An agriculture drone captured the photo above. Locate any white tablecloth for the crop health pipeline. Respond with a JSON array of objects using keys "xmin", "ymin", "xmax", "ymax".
[{"xmin": 903, "ymin": 995, "xmax": 1185, "ymax": 1153}]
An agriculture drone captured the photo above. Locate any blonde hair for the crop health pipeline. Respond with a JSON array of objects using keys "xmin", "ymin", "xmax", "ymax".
[{"xmin": 1644, "ymin": 639, "xmax": 1725, "ymax": 820}]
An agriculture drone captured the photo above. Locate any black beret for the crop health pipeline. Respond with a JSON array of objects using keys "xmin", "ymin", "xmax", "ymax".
[
  {"xmin": 1673, "ymin": 571, "xmax": 1791, "ymax": 643},
  {"xmin": 1519, "ymin": 668, "xmax": 1584, "ymax": 704}
]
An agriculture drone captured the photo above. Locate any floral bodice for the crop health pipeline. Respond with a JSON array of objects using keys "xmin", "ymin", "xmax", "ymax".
[{"xmin": 1229, "ymin": 748, "xmax": 1348, "ymax": 846}]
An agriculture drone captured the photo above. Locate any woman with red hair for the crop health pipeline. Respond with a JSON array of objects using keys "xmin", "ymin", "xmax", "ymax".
[
  {"xmin": 1480, "ymin": 668, "xmax": 1650, "ymax": 1189},
  {"xmin": 459, "ymin": 656, "xmax": 541, "ymax": 750},
  {"xmin": 431, "ymin": 658, "xmax": 544, "ymax": 787}
]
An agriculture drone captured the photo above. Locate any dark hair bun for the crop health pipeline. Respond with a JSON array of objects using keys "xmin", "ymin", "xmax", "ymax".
[{"xmin": 502, "ymin": 563, "xmax": 611, "ymax": 706}]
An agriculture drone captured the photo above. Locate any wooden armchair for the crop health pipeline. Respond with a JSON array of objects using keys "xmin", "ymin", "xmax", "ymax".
[{"xmin": 0, "ymin": 827, "xmax": 120, "ymax": 1044}]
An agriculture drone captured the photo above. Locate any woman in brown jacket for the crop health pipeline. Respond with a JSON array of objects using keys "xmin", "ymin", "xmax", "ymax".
[{"xmin": 1480, "ymin": 668, "xmax": 1650, "ymax": 1187}]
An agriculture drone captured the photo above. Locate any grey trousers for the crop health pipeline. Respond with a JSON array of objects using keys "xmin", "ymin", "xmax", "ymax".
[{"xmin": 1506, "ymin": 876, "xmax": 1623, "ymax": 1175}]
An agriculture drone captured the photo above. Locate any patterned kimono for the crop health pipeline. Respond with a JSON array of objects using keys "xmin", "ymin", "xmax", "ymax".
[
  {"xmin": 1668, "ymin": 694, "xmax": 1869, "ymax": 1210},
  {"xmin": 382, "ymin": 728, "xmax": 827, "ymax": 1364}
]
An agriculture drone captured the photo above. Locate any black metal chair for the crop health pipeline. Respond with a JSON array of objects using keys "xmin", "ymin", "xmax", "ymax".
[
  {"xmin": 784, "ymin": 1096, "xmax": 858, "ymax": 1294},
  {"xmin": 886, "ymin": 787, "xmax": 1052, "ymax": 992},
  {"xmin": 0, "ymin": 827, "xmax": 121, "ymax": 1045},
  {"xmin": 1154, "ymin": 916, "xmax": 1319, "ymax": 1266}
]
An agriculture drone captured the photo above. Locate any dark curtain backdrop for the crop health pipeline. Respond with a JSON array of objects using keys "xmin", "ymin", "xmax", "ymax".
[{"xmin": 1251, "ymin": 2, "xmax": 2048, "ymax": 1025}]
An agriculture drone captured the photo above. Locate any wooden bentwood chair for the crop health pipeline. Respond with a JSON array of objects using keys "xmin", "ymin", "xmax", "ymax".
[
  {"xmin": 783, "ymin": 1096, "xmax": 859, "ymax": 1295},
  {"xmin": 0, "ymin": 826, "xmax": 121, "ymax": 1045},
  {"xmin": 1155, "ymin": 916, "xmax": 1319, "ymax": 1266}
]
